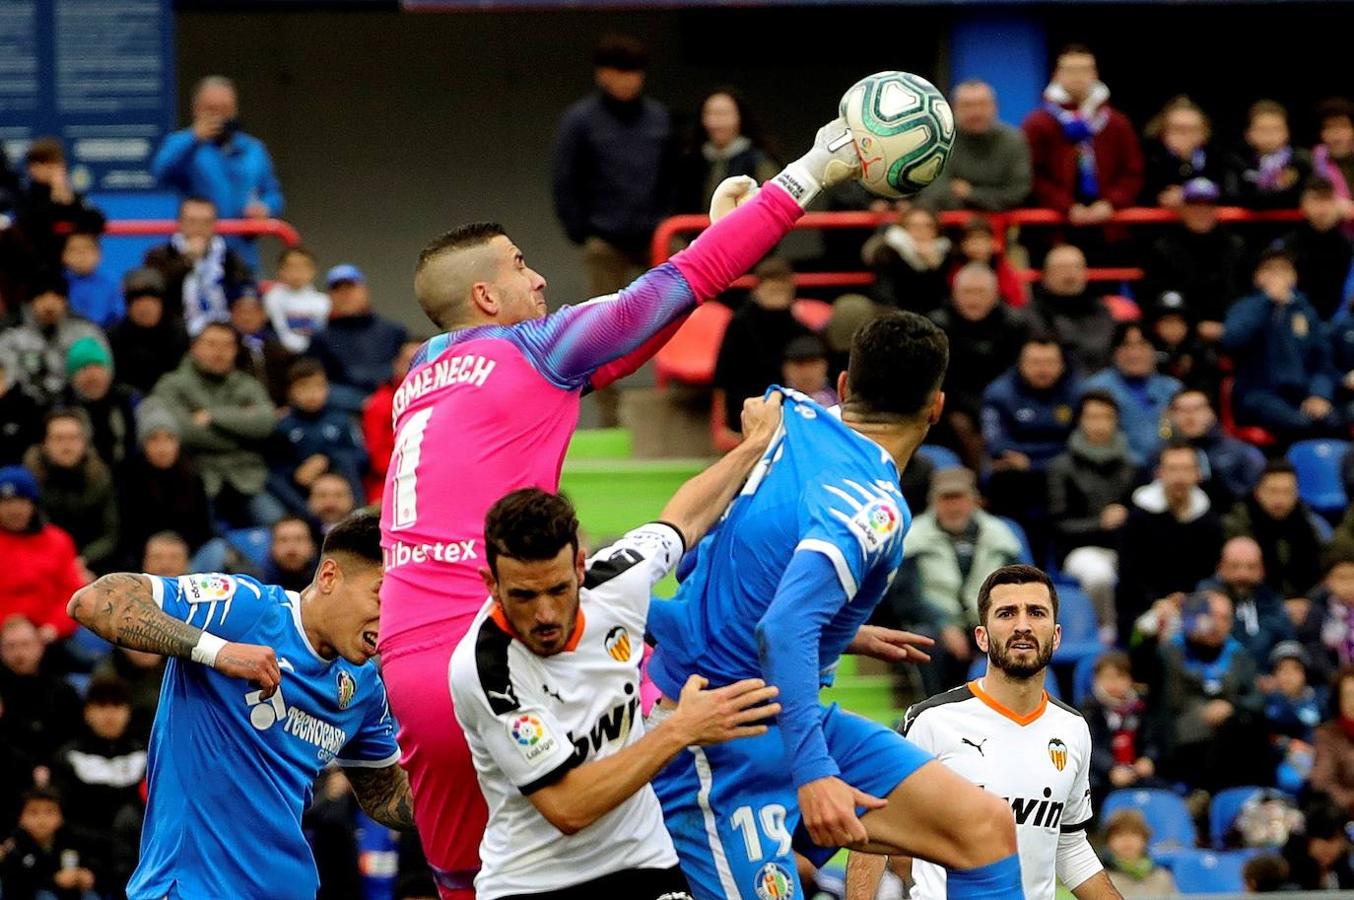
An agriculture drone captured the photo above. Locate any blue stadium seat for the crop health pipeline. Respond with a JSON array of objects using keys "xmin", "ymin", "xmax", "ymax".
[
  {"xmin": 1169, "ymin": 849, "xmax": 1252, "ymax": 894},
  {"xmin": 967, "ymin": 658, "xmax": 1063, "ymax": 702},
  {"xmin": 1071, "ymin": 652, "xmax": 1102, "ymax": 708},
  {"xmin": 916, "ymin": 444, "xmax": 961, "ymax": 471},
  {"xmin": 1287, "ymin": 439, "xmax": 1350, "ymax": 519},
  {"xmin": 1052, "ymin": 584, "xmax": 1101, "ymax": 666},
  {"xmin": 997, "ymin": 516, "xmax": 1034, "ymax": 565},
  {"xmin": 225, "ymin": 527, "xmax": 272, "ymax": 570},
  {"xmin": 1209, "ymin": 787, "xmax": 1293, "ymax": 849},
  {"xmin": 1101, "ymin": 789, "xmax": 1196, "ymax": 860},
  {"xmin": 1310, "ymin": 511, "xmax": 1334, "ymax": 543}
]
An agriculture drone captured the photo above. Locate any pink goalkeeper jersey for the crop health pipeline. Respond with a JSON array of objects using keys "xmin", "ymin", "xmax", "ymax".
[{"xmin": 378, "ymin": 183, "xmax": 804, "ymax": 646}]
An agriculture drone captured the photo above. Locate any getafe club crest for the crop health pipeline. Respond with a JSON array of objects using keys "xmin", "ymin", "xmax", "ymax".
[
  {"xmin": 336, "ymin": 670, "xmax": 356, "ymax": 710},
  {"xmin": 605, "ymin": 626, "xmax": 632, "ymax": 663},
  {"xmin": 754, "ymin": 862, "xmax": 795, "ymax": 899},
  {"xmin": 1048, "ymin": 738, "xmax": 1068, "ymax": 772}
]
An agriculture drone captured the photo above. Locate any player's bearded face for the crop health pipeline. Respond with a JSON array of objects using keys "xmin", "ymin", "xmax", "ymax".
[
  {"xmin": 490, "ymin": 546, "xmax": 584, "ymax": 656},
  {"xmin": 987, "ymin": 626, "xmax": 1055, "ymax": 679}
]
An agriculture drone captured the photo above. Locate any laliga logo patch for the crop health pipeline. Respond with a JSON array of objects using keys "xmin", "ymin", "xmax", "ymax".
[
  {"xmin": 511, "ymin": 714, "xmax": 544, "ymax": 747},
  {"xmin": 852, "ymin": 497, "xmax": 900, "ymax": 551},
  {"xmin": 1048, "ymin": 738, "xmax": 1068, "ymax": 772},
  {"xmin": 605, "ymin": 625, "xmax": 632, "ymax": 663},
  {"xmin": 179, "ymin": 573, "xmax": 235, "ymax": 603},
  {"xmin": 336, "ymin": 670, "xmax": 356, "ymax": 710},
  {"xmin": 754, "ymin": 862, "xmax": 795, "ymax": 899}
]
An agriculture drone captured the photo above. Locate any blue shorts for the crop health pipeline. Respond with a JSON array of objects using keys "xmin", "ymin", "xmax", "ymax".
[{"xmin": 652, "ymin": 702, "xmax": 931, "ymax": 900}]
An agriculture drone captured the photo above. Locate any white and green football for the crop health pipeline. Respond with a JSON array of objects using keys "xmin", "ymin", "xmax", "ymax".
[{"xmin": 839, "ymin": 71, "xmax": 956, "ymax": 199}]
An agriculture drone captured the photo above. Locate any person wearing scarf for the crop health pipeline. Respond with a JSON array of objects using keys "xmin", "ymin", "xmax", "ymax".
[
  {"xmin": 142, "ymin": 196, "xmax": 255, "ymax": 336},
  {"xmin": 1021, "ymin": 45, "xmax": 1143, "ymax": 226},
  {"xmin": 863, "ymin": 205, "xmax": 952, "ymax": 313},
  {"xmin": 1081, "ymin": 651, "xmax": 1166, "ymax": 804},
  {"xmin": 1101, "ymin": 810, "xmax": 1178, "ymax": 897},
  {"xmin": 1224, "ymin": 100, "xmax": 1313, "ymax": 213},
  {"xmin": 676, "ymin": 88, "xmax": 779, "ymax": 214},
  {"xmin": 1143, "ymin": 95, "xmax": 1220, "ymax": 207},
  {"xmin": 1315, "ymin": 98, "xmax": 1354, "ymax": 231}
]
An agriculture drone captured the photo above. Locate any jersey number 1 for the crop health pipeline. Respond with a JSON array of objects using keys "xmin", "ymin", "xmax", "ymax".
[{"xmin": 390, "ymin": 408, "xmax": 434, "ymax": 530}]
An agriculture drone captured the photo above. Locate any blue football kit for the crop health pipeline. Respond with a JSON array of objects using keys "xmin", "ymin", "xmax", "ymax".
[{"xmin": 127, "ymin": 573, "xmax": 400, "ymax": 900}]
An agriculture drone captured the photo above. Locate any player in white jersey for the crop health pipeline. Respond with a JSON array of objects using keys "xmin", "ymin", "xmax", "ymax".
[
  {"xmin": 847, "ymin": 565, "xmax": 1122, "ymax": 900},
  {"xmin": 450, "ymin": 397, "xmax": 784, "ymax": 900}
]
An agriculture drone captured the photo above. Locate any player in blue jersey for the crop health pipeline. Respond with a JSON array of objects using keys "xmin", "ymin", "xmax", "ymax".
[
  {"xmin": 66, "ymin": 511, "xmax": 414, "ymax": 900},
  {"xmin": 647, "ymin": 311, "xmax": 1025, "ymax": 900}
]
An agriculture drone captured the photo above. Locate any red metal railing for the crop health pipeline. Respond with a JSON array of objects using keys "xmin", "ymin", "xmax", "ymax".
[
  {"xmin": 650, "ymin": 207, "xmax": 1306, "ymax": 290},
  {"xmin": 102, "ymin": 218, "xmax": 303, "ymax": 247}
]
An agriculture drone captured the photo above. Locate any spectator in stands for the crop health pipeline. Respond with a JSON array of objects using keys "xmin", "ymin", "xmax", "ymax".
[
  {"xmin": 1082, "ymin": 653, "xmax": 1166, "ymax": 804},
  {"xmin": 262, "ymin": 515, "xmax": 317, "ymax": 593},
  {"xmin": 712, "ymin": 257, "xmax": 809, "ymax": 449},
  {"xmin": 0, "ymin": 617, "xmax": 82, "ymax": 768},
  {"xmin": 1161, "ymin": 588, "xmax": 1268, "ymax": 790},
  {"xmin": 1288, "ymin": 544, "xmax": 1354, "ymax": 683},
  {"xmin": 1277, "ymin": 176, "xmax": 1354, "ymax": 321},
  {"xmin": 1197, "ymin": 536, "xmax": 1294, "ymax": 666},
  {"xmin": 119, "ymin": 402, "xmax": 218, "ymax": 571},
  {"xmin": 0, "ymin": 357, "xmax": 43, "ymax": 468},
  {"xmin": 1222, "ymin": 248, "xmax": 1342, "ymax": 440},
  {"xmin": 60, "ymin": 232, "xmax": 121, "ymax": 330},
  {"xmin": 893, "ymin": 467, "xmax": 1023, "ymax": 694},
  {"xmin": 1116, "ymin": 442, "xmax": 1224, "ymax": 639},
  {"xmin": 676, "ymin": 87, "xmax": 778, "ymax": 214},
  {"xmin": 780, "ymin": 335, "xmax": 836, "ymax": 408},
  {"xmin": 1141, "ymin": 178, "xmax": 1246, "ymax": 339},
  {"xmin": 228, "ymin": 291, "xmax": 292, "ymax": 406},
  {"xmin": 93, "ymin": 645, "xmax": 163, "ymax": 744},
  {"xmin": 1145, "ymin": 292, "xmax": 1221, "ymax": 402},
  {"xmin": 1142, "ymin": 96, "xmax": 1220, "ymax": 208},
  {"xmin": 0, "ymin": 788, "xmax": 101, "ymax": 900},
  {"xmin": 981, "ymin": 335, "xmax": 1079, "ymax": 547},
  {"xmin": 917, "ymin": 80, "xmax": 1031, "ymax": 212},
  {"xmin": 0, "ymin": 467, "xmax": 82, "ymax": 642},
  {"xmin": 1023, "ymin": 244, "xmax": 1115, "ymax": 373},
  {"xmin": 308, "ymin": 472, "xmax": 356, "ymax": 537},
  {"xmin": 106, "ymin": 268, "xmax": 188, "ymax": 396},
  {"xmin": 1242, "ymin": 854, "xmax": 1290, "ymax": 892},
  {"xmin": 307, "ymin": 264, "xmax": 407, "ymax": 413},
  {"xmin": 0, "ymin": 272, "xmax": 109, "ymax": 407},
  {"xmin": 269, "ymin": 358, "xmax": 367, "ymax": 518},
  {"xmin": 23, "ymin": 409, "xmax": 118, "ymax": 573},
  {"xmin": 1083, "ymin": 322, "xmax": 1182, "ymax": 463},
  {"xmin": 143, "ymin": 196, "xmax": 255, "ymax": 337},
  {"xmin": 1312, "ymin": 669, "xmax": 1354, "ymax": 821},
  {"xmin": 1280, "ymin": 796, "xmax": 1354, "ymax": 889},
  {"xmin": 864, "ymin": 205, "xmax": 952, "ymax": 313},
  {"xmin": 1164, "ymin": 388, "xmax": 1264, "ymax": 509},
  {"xmin": 16, "ymin": 137, "xmax": 106, "ymax": 271},
  {"xmin": 553, "ymin": 34, "xmax": 672, "ymax": 301},
  {"xmin": 62, "ymin": 338, "xmax": 136, "ymax": 473},
  {"xmin": 1314, "ymin": 98, "xmax": 1354, "ymax": 219},
  {"xmin": 1022, "ymin": 45, "xmax": 1143, "ymax": 238},
  {"xmin": 51, "ymin": 675, "xmax": 146, "ymax": 891},
  {"xmin": 264, "ymin": 246, "xmax": 330, "ymax": 354},
  {"xmin": 1263, "ymin": 641, "xmax": 1323, "ymax": 791},
  {"xmin": 141, "ymin": 531, "xmax": 191, "ymax": 579},
  {"xmin": 1223, "ymin": 460, "xmax": 1324, "ymax": 599},
  {"xmin": 362, "ymin": 337, "xmax": 421, "ymax": 503},
  {"xmin": 947, "ymin": 219, "xmax": 1026, "ymax": 307},
  {"xmin": 150, "ymin": 321, "xmax": 283, "ymax": 528},
  {"xmin": 151, "ymin": 76, "xmax": 283, "ymax": 271},
  {"xmin": 928, "ymin": 263, "xmax": 1027, "ymax": 470},
  {"xmin": 1225, "ymin": 100, "xmax": 1312, "ymax": 212},
  {"xmin": 1100, "ymin": 809, "xmax": 1177, "ymax": 897},
  {"xmin": 1047, "ymin": 391, "xmax": 1139, "ymax": 634}
]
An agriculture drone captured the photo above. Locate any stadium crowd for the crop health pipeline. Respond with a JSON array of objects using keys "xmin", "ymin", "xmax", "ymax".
[{"xmin": 6, "ymin": 33, "xmax": 1354, "ymax": 899}]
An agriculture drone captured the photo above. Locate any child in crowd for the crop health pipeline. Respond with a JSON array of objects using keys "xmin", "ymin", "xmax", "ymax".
[
  {"xmin": 269, "ymin": 358, "xmax": 368, "ymax": 518},
  {"xmin": 947, "ymin": 219, "xmax": 1026, "ymax": 307},
  {"xmin": 61, "ymin": 232, "xmax": 122, "ymax": 329},
  {"xmin": 0, "ymin": 788, "xmax": 101, "ymax": 900},
  {"xmin": 1081, "ymin": 651, "xmax": 1167, "ymax": 803},
  {"xmin": 1147, "ymin": 290, "xmax": 1219, "ymax": 402},
  {"xmin": 1100, "ymin": 809, "xmax": 1178, "ymax": 897},
  {"xmin": 1225, "ymin": 100, "xmax": 1312, "ymax": 211},
  {"xmin": 1262, "ymin": 641, "xmax": 1324, "ymax": 791},
  {"xmin": 264, "ymin": 246, "xmax": 331, "ymax": 353},
  {"xmin": 1242, "ymin": 854, "xmax": 1289, "ymax": 892},
  {"xmin": 781, "ymin": 335, "xmax": 838, "ymax": 408}
]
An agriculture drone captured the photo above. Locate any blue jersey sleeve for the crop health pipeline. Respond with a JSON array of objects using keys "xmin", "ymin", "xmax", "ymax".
[
  {"xmin": 148, "ymin": 573, "xmax": 273, "ymax": 643},
  {"xmin": 336, "ymin": 677, "xmax": 401, "ymax": 768},
  {"xmin": 756, "ymin": 479, "xmax": 906, "ymax": 788}
]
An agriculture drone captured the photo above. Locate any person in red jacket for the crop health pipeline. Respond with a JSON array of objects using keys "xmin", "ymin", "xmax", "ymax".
[
  {"xmin": 360, "ymin": 337, "xmax": 422, "ymax": 503},
  {"xmin": 1022, "ymin": 44, "xmax": 1144, "ymax": 255},
  {"xmin": 0, "ymin": 465, "xmax": 84, "ymax": 641}
]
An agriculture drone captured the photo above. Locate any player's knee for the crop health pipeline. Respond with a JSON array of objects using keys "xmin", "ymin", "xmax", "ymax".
[{"xmin": 945, "ymin": 791, "xmax": 1016, "ymax": 870}]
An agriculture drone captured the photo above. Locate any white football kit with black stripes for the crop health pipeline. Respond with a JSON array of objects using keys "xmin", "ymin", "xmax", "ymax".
[{"xmin": 449, "ymin": 523, "xmax": 687, "ymax": 900}]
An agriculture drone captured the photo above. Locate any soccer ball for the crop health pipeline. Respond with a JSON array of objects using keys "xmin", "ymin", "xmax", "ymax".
[{"xmin": 839, "ymin": 71, "xmax": 955, "ymax": 199}]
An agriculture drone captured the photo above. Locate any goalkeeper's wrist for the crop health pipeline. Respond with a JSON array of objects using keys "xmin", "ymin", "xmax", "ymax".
[
  {"xmin": 771, "ymin": 160, "xmax": 826, "ymax": 210},
  {"xmin": 190, "ymin": 631, "xmax": 228, "ymax": 667}
]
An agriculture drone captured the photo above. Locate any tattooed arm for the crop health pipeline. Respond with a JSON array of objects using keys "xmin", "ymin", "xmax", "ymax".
[
  {"xmin": 344, "ymin": 764, "xmax": 416, "ymax": 831},
  {"xmin": 68, "ymin": 573, "xmax": 282, "ymax": 697}
]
